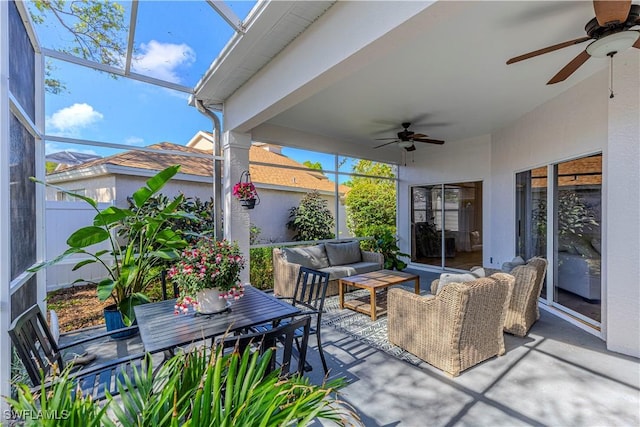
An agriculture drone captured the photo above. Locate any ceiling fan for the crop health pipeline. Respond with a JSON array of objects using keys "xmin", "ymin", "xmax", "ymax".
[
  {"xmin": 506, "ymin": 0, "xmax": 640, "ymax": 85},
  {"xmin": 374, "ymin": 122, "xmax": 445, "ymax": 152}
]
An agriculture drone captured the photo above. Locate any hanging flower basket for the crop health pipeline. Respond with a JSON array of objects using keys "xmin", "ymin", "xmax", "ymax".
[
  {"xmin": 239, "ymin": 198, "xmax": 256, "ymax": 209},
  {"xmin": 233, "ymin": 170, "xmax": 259, "ymax": 210}
]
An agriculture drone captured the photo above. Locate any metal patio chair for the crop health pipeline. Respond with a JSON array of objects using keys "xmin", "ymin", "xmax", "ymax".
[
  {"xmin": 218, "ymin": 315, "xmax": 311, "ymax": 377},
  {"xmin": 253, "ymin": 267, "xmax": 331, "ymax": 374},
  {"xmin": 9, "ymin": 304, "xmax": 146, "ymax": 400}
]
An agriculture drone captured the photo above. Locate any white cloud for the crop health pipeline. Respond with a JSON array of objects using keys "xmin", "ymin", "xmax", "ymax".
[
  {"xmin": 132, "ymin": 40, "xmax": 195, "ymax": 84},
  {"xmin": 46, "ymin": 103, "xmax": 104, "ymax": 137},
  {"xmin": 124, "ymin": 136, "xmax": 145, "ymax": 146}
]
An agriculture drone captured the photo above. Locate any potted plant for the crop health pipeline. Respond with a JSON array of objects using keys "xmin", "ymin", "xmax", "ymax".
[
  {"xmin": 29, "ymin": 165, "xmax": 189, "ymax": 336},
  {"xmin": 232, "ymin": 170, "xmax": 259, "ymax": 209},
  {"xmin": 368, "ymin": 227, "xmax": 409, "ymax": 271},
  {"xmin": 170, "ymin": 237, "xmax": 246, "ymax": 314}
]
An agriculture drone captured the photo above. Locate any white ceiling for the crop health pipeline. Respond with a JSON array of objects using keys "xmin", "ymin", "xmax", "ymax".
[
  {"xmin": 259, "ymin": 1, "xmax": 635, "ymax": 153},
  {"xmin": 262, "ymin": 1, "xmax": 608, "ymax": 150}
]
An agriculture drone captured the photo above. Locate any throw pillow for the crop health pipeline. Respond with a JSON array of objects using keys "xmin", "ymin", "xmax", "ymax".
[
  {"xmin": 283, "ymin": 244, "xmax": 330, "ymax": 269},
  {"xmin": 436, "ymin": 272, "xmax": 478, "ymax": 295},
  {"xmin": 470, "ymin": 266, "xmax": 486, "ymax": 278},
  {"xmin": 501, "ymin": 256, "xmax": 525, "ymax": 272},
  {"xmin": 325, "ymin": 241, "xmax": 362, "ymax": 266}
]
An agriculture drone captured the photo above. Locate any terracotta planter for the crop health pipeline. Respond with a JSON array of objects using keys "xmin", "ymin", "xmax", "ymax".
[{"xmin": 196, "ymin": 288, "xmax": 229, "ymax": 314}]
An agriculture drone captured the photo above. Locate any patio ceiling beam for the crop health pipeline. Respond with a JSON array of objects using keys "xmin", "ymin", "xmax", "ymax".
[
  {"xmin": 42, "ymin": 48, "xmax": 194, "ymax": 94},
  {"xmin": 206, "ymin": 0, "xmax": 246, "ymax": 34},
  {"xmin": 124, "ymin": 0, "xmax": 139, "ymax": 74}
]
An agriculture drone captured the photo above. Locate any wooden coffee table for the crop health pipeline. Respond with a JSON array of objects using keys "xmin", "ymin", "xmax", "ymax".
[{"xmin": 339, "ymin": 269, "xmax": 420, "ymax": 320}]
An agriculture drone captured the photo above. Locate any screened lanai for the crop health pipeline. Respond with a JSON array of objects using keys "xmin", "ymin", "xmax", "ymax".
[{"xmin": 2, "ymin": 0, "xmax": 639, "ymax": 421}]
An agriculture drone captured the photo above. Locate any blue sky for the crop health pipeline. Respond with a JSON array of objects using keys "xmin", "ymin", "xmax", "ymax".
[{"xmin": 34, "ymin": 0, "xmax": 354, "ymax": 173}]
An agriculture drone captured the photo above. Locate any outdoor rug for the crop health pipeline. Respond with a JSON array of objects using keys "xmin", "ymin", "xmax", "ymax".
[{"xmin": 321, "ymin": 288, "xmax": 424, "ymax": 367}]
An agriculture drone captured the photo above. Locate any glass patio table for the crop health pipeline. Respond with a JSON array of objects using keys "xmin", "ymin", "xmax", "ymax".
[{"xmin": 134, "ymin": 285, "xmax": 301, "ymax": 354}]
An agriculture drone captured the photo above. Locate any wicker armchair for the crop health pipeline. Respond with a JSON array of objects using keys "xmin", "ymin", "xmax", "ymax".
[
  {"xmin": 389, "ymin": 273, "xmax": 514, "ymax": 377},
  {"xmin": 482, "ymin": 257, "xmax": 548, "ymax": 337}
]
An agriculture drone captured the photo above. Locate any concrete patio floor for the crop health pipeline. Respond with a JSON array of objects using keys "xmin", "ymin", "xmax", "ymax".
[{"xmin": 60, "ymin": 269, "xmax": 639, "ymax": 426}]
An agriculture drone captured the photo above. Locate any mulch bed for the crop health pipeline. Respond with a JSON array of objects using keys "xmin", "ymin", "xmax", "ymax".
[{"xmin": 47, "ymin": 284, "xmax": 111, "ymax": 332}]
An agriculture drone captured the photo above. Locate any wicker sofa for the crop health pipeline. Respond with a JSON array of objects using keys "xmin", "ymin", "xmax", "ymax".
[
  {"xmin": 388, "ymin": 273, "xmax": 514, "ymax": 377},
  {"xmin": 273, "ymin": 241, "xmax": 383, "ymax": 298}
]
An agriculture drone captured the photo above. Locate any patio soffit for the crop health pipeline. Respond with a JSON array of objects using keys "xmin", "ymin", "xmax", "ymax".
[{"xmin": 192, "ymin": 0, "xmax": 337, "ymax": 108}]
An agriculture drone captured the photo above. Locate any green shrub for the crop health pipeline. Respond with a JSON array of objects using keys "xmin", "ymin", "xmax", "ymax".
[
  {"xmin": 287, "ymin": 191, "xmax": 335, "ymax": 241},
  {"xmin": 250, "ymin": 247, "xmax": 275, "ymax": 290}
]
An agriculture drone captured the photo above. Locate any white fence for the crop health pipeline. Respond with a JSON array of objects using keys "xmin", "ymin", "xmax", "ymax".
[{"xmin": 45, "ymin": 201, "xmax": 113, "ymax": 292}]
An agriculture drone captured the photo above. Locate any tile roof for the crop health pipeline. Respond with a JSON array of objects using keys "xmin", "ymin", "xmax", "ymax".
[{"xmin": 49, "ymin": 142, "xmax": 349, "ymax": 194}]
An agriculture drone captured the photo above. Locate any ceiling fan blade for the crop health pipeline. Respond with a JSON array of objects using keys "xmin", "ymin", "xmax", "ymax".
[
  {"xmin": 375, "ymin": 137, "xmax": 400, "ymax": 140},
  {"xmin": 593, "ymin": 0, "xmax": 631, "ymax": 27},
  {"xmin": 634, "ymin": 35, "xmax": 640, "ymax": 49},
  {"xmin": 404, "ymin": 144, "xmax": 416, "ymax": 152},
  {"xmin": 414, "ymin": 137, "xmax": 445, "ymax": 145},
  {"xmin": 411, "ymin": 133, "xmax": 428, "ymax": 139},
  {"xmin": 374, "ymin": 140, "xmax": 398, "ymax": 149},
  {"xmin": 547, "ymin": 50, "xmax": 591, "ymax": 84},
  {"xmin": 507, "ymin": 37, "xmax": 591, "ymax": 64}
]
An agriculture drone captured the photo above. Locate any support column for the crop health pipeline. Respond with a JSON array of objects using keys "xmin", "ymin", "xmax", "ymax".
[
  {"xmin": 223, "ymin": 131, "xmax": 251, "ymax": 284},
  {"xmin": 605, "ymin": 51, "xmax": 640, "ymax": 357}
]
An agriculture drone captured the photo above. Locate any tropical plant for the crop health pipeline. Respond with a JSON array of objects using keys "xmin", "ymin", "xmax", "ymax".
[
  {"xmin": 6, "ymin": 343, "xmax": 357, "ymax": 426},
  {"xmin": 121, "ymin": 193, "xmax": 216, "ymax": 243},
  {"xmin": 6, "ymin": 363, "xmax": 110, "ymax": 426},
  {"xmin": 287, "ymin": 190, "xmax": 335, "ymax": 241},
  {"xmin": 29, "ymin": 165, "xmax": 189, "ymax": 325},
  {"xmin": 107, "ymin": 344, "xmax": 355, "ymax": 426},
  {"xmin": 365, "ymin": 226, "xmax": 409, "ymax": 271},
  {"xmin": 169, "ymin": 238, "xmax": 246, "ymax": 313}
]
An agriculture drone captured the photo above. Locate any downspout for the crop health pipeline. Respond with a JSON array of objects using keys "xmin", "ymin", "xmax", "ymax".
[{"xmin": 196, "ymin": 100, "xmax": 223, "ymax": 241}]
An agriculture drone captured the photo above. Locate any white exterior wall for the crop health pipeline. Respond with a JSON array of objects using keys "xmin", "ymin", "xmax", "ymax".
[
  {"xmin": 605, "ymin": 52, "xmax": 640, "ymax": 356},
  {"xmin": 46, "ymin": 174, "xmax": 116, "ymax": 202}
]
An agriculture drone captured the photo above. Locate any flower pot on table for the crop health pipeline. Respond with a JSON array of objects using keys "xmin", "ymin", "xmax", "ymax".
[{"xmin": 196, "ymin": 288, "xmax": 229, "ymax": 314}]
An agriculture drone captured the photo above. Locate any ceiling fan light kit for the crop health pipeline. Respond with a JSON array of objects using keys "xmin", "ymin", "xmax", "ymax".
[
  {"xmin": 586, "ymin": 31, "xmax": 639, "ymax": 57},
  {"xmin": 397, "ymin": 140, "xmax": 414, "ymax": 149},
  {"xmin": 506, "ymin": 1, "xmax": 640, "ymax": 85}
]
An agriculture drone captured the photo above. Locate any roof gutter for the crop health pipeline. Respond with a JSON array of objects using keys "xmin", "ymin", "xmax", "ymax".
[{"xmin": 196, "ymin": 100, "xmax": 223, "ymax": 241}]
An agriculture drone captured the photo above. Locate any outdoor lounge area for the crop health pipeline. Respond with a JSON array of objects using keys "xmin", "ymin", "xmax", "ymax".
[
  {"xmin": 47, "ymin": 269, "xmax": 640, "ymax": 425},
  {"xmin": 2, "ymin": 0, "xmax": 640, "ymax": 425}
]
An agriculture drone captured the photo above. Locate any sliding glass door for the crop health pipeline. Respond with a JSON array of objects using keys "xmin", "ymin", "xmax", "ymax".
[
  {"xmin": 516, "ymin": 167, "xmax": 548, "ymax": 297},
  {"xmin": 516, "ymin": 154, "xmax": 602, "ymax": 326},
  {"xmin": 553, "ymin": 154, "xmax": 602, "ymax": 323},
  {"xmin": 411, "ymin": 181, "xmax": 482, "ymax": 270}
]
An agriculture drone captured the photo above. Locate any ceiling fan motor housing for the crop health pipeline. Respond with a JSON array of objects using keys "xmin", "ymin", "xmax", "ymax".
[{"xmin": 585, "ymin": 4, "xmax": 639, "ymax": 39}]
